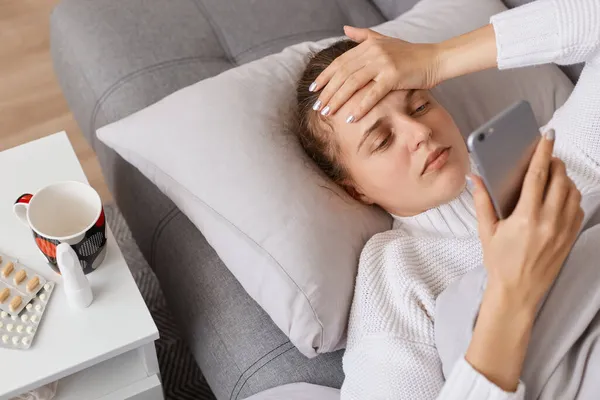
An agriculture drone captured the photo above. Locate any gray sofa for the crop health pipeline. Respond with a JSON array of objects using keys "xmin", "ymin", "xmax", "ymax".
[{"xmin": 49, "ymin": 0, "xmax": 581, "ymax": 399}]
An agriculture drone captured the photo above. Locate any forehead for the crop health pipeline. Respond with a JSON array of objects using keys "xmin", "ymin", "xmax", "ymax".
[
  {"xmin": 330, "ymin": 84, "xmax": 413, "ymax": 127},
  {"xmin": 327, "ymin": 85, "xmax": 415, "ymax": 144}
]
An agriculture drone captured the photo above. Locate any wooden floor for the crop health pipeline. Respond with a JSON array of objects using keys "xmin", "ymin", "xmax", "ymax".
[{"xmin": 0, "ymin": 0, "xmax": 112, "ymax": 203}]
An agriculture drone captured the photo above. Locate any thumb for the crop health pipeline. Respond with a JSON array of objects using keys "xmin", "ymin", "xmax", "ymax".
[
  {"xmin": 343, "ymin": 26, "xmax": 382, "ymax": 42},
  {"xmin": 470, "ymin": 174, "xmax": 497, "ymax": 240}
]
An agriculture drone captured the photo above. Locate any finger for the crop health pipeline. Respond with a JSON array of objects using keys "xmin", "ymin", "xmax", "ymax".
[
  {"xmin": 311, "ymin": 42, "xmax": 366, "ymax": 95},
  {"xmin": 542, "ymin": 158, "xmax": 570, "ymax": 216},
  {"xmin": 574, "ymin": 206, "xmax": 584, "ymax": 235},
  {"xmin": 556, "ymin": 200, "xmax": 584, "ymax": 267},
  {"xmin": 344, "ymin": 26, "xmax": 383, "ymax": 42},
  {"xmin": 348, "ymin": 76, "xmax": 395, "ymax": 122},
  {"xmin": 563, "ymin": 184, "xmax": 583, "ymax": 234},
  {"xmin": 323, "ymin": 66, "xmax": 373, "ymax": 116},
  {"xmin": 315, "ymin": 54, "xmax": 370, "ymax": 115},
  {"xmin": 470, "ymin": 174, "xmax": 498, "ymax": 240},
  {"xmin": 518, "ymin": 130, "xmax": 555, "ymax": 212}
]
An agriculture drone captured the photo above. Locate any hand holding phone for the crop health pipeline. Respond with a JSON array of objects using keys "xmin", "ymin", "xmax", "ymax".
[
  {"xmin": 469, "ymin": 131, "xmax": 584, "ymax": 311},
  {"xmin": 466, "ymin": 132, "xmax": 584, "ymax": 391}
]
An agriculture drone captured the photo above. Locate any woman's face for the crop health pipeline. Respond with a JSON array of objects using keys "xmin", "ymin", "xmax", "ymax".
[{"xmin": 329, "ymin": 83, "xmax": 470, "ymax": 216}]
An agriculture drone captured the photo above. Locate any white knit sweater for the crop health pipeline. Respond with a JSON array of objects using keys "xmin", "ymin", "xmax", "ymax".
[{"xmin": 340, "ymin": 0, "xmax": 600, "ymax": 399}]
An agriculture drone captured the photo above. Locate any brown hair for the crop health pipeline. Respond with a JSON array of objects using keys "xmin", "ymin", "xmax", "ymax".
[{"xmin": 296, "ymin": 40, "xmax": 359, "ymax": 188}]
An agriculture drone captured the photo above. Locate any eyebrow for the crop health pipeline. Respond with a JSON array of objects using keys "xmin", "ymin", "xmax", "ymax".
[
  {"xmin": 357, "ymin": 117, "xmax": 384, "ymax": 153},
  {"xmin": 405, "ymin": 89, "xmax": 418, "ymax": 107},
  {"xmin": 356, "ymin": 89, "xmax": 417, "ymax": 153}
]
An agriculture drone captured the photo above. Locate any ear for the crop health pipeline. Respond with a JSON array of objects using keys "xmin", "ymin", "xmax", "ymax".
[{"xmin": 342, "ymin": 182, "xmax": 374, "ymax": 205}]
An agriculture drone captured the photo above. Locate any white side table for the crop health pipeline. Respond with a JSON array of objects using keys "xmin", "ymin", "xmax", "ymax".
[{"xmin": 0, "ymin": 132, "xmax": 162, "ymax": 400}]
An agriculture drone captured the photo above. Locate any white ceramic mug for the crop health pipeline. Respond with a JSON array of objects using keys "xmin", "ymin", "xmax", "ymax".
[{"xmin": 13, "ymin": 181, "xmax": 107, "ymax": 275}]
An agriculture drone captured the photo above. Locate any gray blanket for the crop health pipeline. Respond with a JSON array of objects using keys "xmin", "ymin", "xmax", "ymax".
[{"xmin": 435, "ymin": 191, "xmax": 600, "ymax": 399}]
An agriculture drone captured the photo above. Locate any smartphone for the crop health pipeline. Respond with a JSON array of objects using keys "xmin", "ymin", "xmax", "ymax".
[{"xmin": 467, "ymin": 100, "xmax": 540, "ymax": 219}]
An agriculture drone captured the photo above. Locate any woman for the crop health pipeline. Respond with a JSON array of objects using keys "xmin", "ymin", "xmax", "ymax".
[{"xmin": 295, "ymin": 0, "xmax": 600, "ymax": 398}]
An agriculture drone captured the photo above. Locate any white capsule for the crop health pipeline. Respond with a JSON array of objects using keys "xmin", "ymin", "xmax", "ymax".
[
  {"xmin": 6, "ymin": 324, "xmax": 13, "ymax": 332},
  {"xmin": 16, "ymin": 325, "xmax": 23, "ymax": 333},
  {"xmin": 26, "ymin": 303, "xmax": 33, "ymax": 311},
  {"xmin": 10, "ymin": 315, "xmax": 16, "ymax": 321},
  {"xmin": 44, "ymin": 283, "xmax": 51, "ymax": 291},
  {"xmin": 30, "ymin": 315, "xmax": 38, "ymax": 323},
  {"xmin": 26, "ymin": 326, "xmax": 34, "ymax": 334},
  {"xmin": 35, "ymin": 304, "xmax": 43, "ymax": 312},
  {"xmin": 12, "ymin": 336, "xmax": 19, "ymax": 345},
  {"xmin": 0, "ymin": 311, "xmax": 7, "ymax": 319},
  {"xmin": 21, "ymin": 314, "xmax": 28, "ymax": 323},
  {"xmin": 21, "ymin": 337, "xmax": 29, "ymax": 346},
  {"xmin": 1, "ymin": 334, "xmax": 8, "ymax": 343},
  {"xmin": 39, "ymin": 293, "xmax": 46, "ymax": 302}
]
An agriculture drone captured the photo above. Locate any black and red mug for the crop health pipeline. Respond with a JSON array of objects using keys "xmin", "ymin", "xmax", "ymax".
[{"xmin": 13, "ymin": 181, "xmax": 107, "ymax": 275}]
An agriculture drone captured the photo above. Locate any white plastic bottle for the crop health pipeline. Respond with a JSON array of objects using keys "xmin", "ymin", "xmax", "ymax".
[{"xmin": 56, "ymin": 243, "xmax": 93, "ymax": 308}]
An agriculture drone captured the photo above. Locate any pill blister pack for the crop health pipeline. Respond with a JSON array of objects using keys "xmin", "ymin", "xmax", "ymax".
[
  {"xmin": 0, "ymin": 281, "xmax": 55, "ymax": 350},
  {"xmin": 0, "ymin": 253, "xmax": 47, "ymax": 316}
]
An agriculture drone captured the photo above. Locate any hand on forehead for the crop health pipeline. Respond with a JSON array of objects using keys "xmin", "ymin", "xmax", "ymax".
[
  {"xmin": 328, "ymin": 81, "xmax": 379, "ymax": 125},
  {"xmin": 328, "ymin": 83, "xmax": 417, "ymax": 127},
  {"xmin": 324, "ymin": 82, "xmax": 388, "ymax": 155}
]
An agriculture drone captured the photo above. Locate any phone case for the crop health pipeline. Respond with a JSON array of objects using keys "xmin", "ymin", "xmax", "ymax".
[{"xmin": 467, "ymin": 100, "xmax": 540, "ymax": 219}]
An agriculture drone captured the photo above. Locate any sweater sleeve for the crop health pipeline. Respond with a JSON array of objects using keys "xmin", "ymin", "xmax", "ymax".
[
  {"xmin": 491, "ymin": 0, "xmax": 600, "ymax": 172},
  {"xmin": 439, "ymin": 358, "xmax": 525, "ymax": 400},
  {"xmin": 342, "ymin": 336, "xmax": 526, "ymax": 400},
  {"xmin": 340, "ymin": 233, "xmax": 525, "ymax": 400}
]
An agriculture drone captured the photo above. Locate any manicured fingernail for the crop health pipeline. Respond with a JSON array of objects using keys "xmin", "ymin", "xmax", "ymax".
[
  {"xmin": 312, "ymin": 100, "xmax": 322, "ymax": 111},
  {"xmin": 544, "ymin": 129, "xmax": 555, "ymax": 141},
  {"xmin": 321, "ymin": 106, "xmax": 330, "ymax": 116},
  {"xmin": 346, "ymin": 115, "xmax": 355, "ymax": 124},
  {"xmin": 308, "ymin": 82, "xmax": 317, "ymax": 92},
  {"xmin": 465, "ymin": 175, "xmax": 474, "ymax": 190}
]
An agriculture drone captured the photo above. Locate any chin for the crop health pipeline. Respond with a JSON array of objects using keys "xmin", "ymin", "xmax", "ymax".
[{"xmin": 436, "ymin": 160, "xmax": 468, "ymax": 201}]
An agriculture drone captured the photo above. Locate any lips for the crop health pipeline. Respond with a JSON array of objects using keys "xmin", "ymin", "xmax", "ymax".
[{"xmin": 422, "ymin": 147, "xmax": 450, "ymax": 175}]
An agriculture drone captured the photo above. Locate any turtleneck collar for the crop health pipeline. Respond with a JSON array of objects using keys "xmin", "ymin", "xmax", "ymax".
[{"xmin": 391, "ymin": 186, "xmax": 479, "ymax": 238}]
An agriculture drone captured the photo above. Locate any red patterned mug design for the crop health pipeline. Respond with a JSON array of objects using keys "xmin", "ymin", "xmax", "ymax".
[{"xmin": 14, "ymin": 189, "xmax": 107, "ymax": 275}]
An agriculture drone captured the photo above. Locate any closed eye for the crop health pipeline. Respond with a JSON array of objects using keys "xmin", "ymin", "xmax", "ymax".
[
  {"xmin": 411, "ymin": 102, "xmax": 430, "ymax": 116},
  {"xmin": 374, "ymin": 133, "xmax": 393, "ymax": 152}
]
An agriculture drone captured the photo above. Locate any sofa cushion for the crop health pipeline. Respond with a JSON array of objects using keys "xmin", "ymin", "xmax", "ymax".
[
  {"xmin": 97, "ymin": 0, "xmax": 573, "ymax": 357},
  {"xmin": 244, "ymin": 383, "xmax": 340, "ymax": 400}
]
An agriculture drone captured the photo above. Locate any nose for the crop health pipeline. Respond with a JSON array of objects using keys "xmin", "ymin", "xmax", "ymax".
[{"xmin": 404, "ymin": 120, "xmax": 432, "ymax": 152}]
